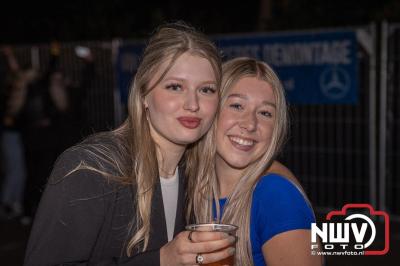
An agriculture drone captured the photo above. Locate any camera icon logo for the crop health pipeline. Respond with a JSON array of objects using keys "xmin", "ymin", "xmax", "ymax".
[{"xmin": 311, "ymin": 204, "xmax": 390, "ymax": 256}]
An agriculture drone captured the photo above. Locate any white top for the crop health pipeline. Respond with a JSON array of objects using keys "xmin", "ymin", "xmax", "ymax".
[{"xmin": 160, "ymin": 168, "xmax": 179, "ymax": 241}]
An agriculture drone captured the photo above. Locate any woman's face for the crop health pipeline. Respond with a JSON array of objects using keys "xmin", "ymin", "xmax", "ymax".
[
  {"xmin": 145, "ymin": 52, "xmax": 219, "ymax": 149},
  {"xmin": 216, "ymin": 76, "xmax": 276, "ymax": 170}
]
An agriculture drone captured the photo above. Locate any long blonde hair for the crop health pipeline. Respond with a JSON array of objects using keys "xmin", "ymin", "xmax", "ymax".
[
  {"xmin": 72, "ymin": 22, "xmax": 222, "ymax": 256},
  {"xmin": 190, "ymin": 57, "xmax": 288, "ymax": 265}
]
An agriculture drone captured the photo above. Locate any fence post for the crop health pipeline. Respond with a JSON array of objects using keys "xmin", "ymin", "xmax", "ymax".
[
  {"xmin": 357, "ymin": 23, "xmax": 377, "ymax": 209},
  {"xmin": 357, "ymin": 23, "xmax": 378, "ymax": 209},
  {"xmin": 112, "ymin": 38, "xmax": 124, "ymax": 127},
  {"xmin": 368, "ymin": 23, "xmax": 377, "ymax": 208},
  {"xmin": 368, "ymin": 23, "xmax": 377, "ymax": 210},
  {"xmin": 379, "ymin": 21, "xmax": 388, "ymax": 213},
  {"xmin": 30, "ymin": 46, "xmax": 40, "ymax": 69}
]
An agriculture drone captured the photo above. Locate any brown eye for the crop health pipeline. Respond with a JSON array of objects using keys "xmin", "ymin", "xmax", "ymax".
[
  {"xmin": 259, "ymin": 111, "xmax": 272, "ymax": 118},
  {"xmin": 199, "ymin": 86, "xmax": 216, "ymax": 94},
  {"xmin": 166, "ymin": 83, "xmax": 182, "ymax": 91},
  {"xmin": 229, "ymin": 103, "xmax": 243, "ymax": 110}
]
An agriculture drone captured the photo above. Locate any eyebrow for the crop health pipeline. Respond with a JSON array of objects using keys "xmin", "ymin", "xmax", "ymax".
[
  {"xmin": 227, "ymin": 93, "xmax": 276, "ymax": 108},
  {"xmin": 164, "ymin": 76, "xmax": 217, "ymax": 85},
  {"xmin": 163, "ymin": 77, "xmax": 185, "ymax": 82}
]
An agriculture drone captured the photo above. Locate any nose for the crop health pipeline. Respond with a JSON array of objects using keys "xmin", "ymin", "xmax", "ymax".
[
  {"xmin": 183, "ymin": 89, "xmax": 200, "ymax": 112},
  {"xmin": 239, "ymin": 111, "xmax": 257, "ymax": 132}
]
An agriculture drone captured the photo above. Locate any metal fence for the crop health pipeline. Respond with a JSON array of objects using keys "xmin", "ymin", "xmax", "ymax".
[
  {"xmin": 1, "ymin": 42, "xmax": 115, "ymax": 136},
  {"xmin": 280, "ymin": 25, "xmax": 377, "ymax": 213},
  {"xmin": 382, "ymin": 22, "xmax": 400, "ymax": 218}
]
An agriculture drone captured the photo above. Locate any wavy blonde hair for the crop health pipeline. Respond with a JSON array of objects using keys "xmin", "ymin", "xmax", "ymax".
[
  {"xmin": 189, "ymin": 57, "xmax": 288, "ymax": 265},
  {"xmin": 73, "ymin": 22, "xmax": 222, "ymax": 256}
]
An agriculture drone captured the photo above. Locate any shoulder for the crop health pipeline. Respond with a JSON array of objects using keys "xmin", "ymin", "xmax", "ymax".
[
  {"xmin": 42, "ymin": 132, "xmax": 134, "ymax": 208},
  {"xmin": 252, "ymin": 171, "xmax": 316, "ymax": 222},
  {"xmin": 49, "ymin": 131, "xmax": 129, "ymax": 186},
  {"xmin": 251, "ymin": 173, "xmax": 315, "ymax": 244},
  {"xmin": 266, "ymin": 161, "xmax": 302, "ymax": 188},
  {"xmin": 253, "ymin": 172, "xmax": 313, "ymax": 214},
  {"xmin": 267, "ymin": 161, "xmax": 294, "ymax": 177},
  {"xmin": 253, "ymin": 173, "xmax": 300, "ymax": 199},
  {"xmin": 76, "ymin": 131, "xmax": 128, "ymax": 160}
]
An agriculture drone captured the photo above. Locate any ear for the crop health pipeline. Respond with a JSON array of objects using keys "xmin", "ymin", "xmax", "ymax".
[{"xmin": 143, "ymin": 96, "xmax": 149, "ymax": 109}]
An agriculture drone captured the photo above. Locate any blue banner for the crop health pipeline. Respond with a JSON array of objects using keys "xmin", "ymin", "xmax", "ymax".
[
  {"xmin": 215, "ymin": 31, "xmax": 359, "ymax": 104},
  {"xmin": 116, "ymin": 30, "xmax": 358, "ymax": 104}
]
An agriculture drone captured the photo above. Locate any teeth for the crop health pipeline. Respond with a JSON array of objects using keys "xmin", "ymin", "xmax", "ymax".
[{"xmin": 229, "ymin": 136, "xmax": 254, "ymax": 146}]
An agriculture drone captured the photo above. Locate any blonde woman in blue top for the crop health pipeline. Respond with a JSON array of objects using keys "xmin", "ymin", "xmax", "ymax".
[{"xmin": 189, "ymin": 57, "xmax": 323, "ymax": 266}]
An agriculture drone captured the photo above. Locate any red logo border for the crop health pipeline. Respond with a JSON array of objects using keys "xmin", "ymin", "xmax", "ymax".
[{"xmin": 326, "ymin": 203, "xmax": 390, "ymax": 255}]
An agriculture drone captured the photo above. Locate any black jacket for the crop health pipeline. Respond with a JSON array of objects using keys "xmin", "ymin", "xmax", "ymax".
[{"xmin": 24, "ymin": 134, "xmax": 186, "ymax": 266}]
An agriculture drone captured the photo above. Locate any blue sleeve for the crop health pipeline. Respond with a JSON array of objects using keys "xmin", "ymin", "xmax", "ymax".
[{"xmin": 252, "ymin": 174, "xmax": 315, "ymax": 245}]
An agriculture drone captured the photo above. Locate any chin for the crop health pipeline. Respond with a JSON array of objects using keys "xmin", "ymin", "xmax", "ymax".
[
  {"xmin": 173, "ymin": 135, "xmax": 202, "ymax": 145},
  {"xmin": 226, "ymin": 159, "xmax": 251, "ymax": 170},
  {"xmin": 182, "ymin": 130, "xmax": 204, "ymax": 141}
]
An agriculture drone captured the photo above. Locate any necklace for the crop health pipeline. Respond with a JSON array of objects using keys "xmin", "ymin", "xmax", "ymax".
[{"xmin": 159, "ymin": 166, "xmax": 176, "ymax": 178}]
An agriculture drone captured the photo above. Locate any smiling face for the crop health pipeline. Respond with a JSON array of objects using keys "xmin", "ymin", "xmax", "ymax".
[
  {"xmin": 216, "ymin": 76, "xmax": 276, "ymax": 171},
  {"xmin": 144, "ymin": 52, "xmax": 219, "ymax": 150}
]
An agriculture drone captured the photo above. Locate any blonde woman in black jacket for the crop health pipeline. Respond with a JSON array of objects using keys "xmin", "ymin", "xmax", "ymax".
[{"xmin": 24, "ymin": 22, "xmax": 235, "ymax": 266}]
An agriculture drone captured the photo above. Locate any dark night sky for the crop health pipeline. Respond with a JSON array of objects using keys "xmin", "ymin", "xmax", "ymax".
[{"xmin": 1, "ymin": 0, "xmax": 399, "ymax": 44}]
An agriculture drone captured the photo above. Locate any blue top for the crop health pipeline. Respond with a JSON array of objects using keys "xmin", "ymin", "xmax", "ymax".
[{"xmin": 214, "ymin": 173, "xmax": 315, "ymax": 266}]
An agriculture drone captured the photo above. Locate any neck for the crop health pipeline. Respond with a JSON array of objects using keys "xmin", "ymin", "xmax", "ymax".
[
  {"xmin": 150, "ymin": 127, "xmax": 186, "ymax": 179},
  {"xmin": 215, "ymin": 155, "xmax": 245, "ymax": 198},
  {"xmin": 156, "ymin": 145, "xmax": 185, "ymax": 178}
]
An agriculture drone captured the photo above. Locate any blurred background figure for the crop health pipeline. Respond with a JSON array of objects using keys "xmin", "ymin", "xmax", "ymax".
[
  {"xmin": 18, "ymin": 42, "xmax": 67, "ymax": 222},
  {"xmin": 0, "ymin": 46, "xmax": 34, "ymax": 220},
  {"xmin": 18, "ymin": 42, "xmax": 95, "ymax": 222}
]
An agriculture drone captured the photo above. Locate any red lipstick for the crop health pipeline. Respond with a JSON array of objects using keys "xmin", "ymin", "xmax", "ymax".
[{"xmin": 177, "ymin": 117, "xmax": 201, "ymax": 129}]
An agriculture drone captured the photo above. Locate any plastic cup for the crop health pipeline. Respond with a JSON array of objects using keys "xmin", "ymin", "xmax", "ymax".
[{"xmin": 185, "ymin": 223, "xmax": 238, "ymax": 266}]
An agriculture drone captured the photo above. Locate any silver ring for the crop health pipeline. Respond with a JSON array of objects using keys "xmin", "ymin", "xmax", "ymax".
[
  {"xmin": 196, "ymin": 253, "xmax": 204, "ymax": 264},
  {"xmin": 188, "ymin": 231, "xmax": 194, "ymax": 242}
]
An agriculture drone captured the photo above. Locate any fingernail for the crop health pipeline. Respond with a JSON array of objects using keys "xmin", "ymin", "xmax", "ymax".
[
  {"xmin": 229, "ymin": 236, "xmax": 236, "ymax": 243},
  {"xmin": 228, "ymin": 247, "xmax": 235, "ymax": 255}
]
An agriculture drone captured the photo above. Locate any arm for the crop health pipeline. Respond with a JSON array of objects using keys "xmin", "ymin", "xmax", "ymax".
[
  {"xmin": 47, "ymin": 43, "xmax": 69, "ymax": 113},
  {"xmin": 49, "ymin": 72, "xmax": 69, "ymax": 112},
  {"xmin": 254, "ymin": 174, "xmax": 323, "ymax": 266},
  {"xmin": 6, "ymin": 69, "xmax": 37, "ymax": 118},
  {"xmin": 2, "ymin": 46, "xmax": 28, "ymax": 124},
  {"xmin": 2, "ymin": 46, "xmax": 20, "ymax": 72}
]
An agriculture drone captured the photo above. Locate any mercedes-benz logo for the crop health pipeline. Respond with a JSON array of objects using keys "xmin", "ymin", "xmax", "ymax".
[{"xmin": 319, "ymin": 66, "xmax": 351, "ymax": 100}]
